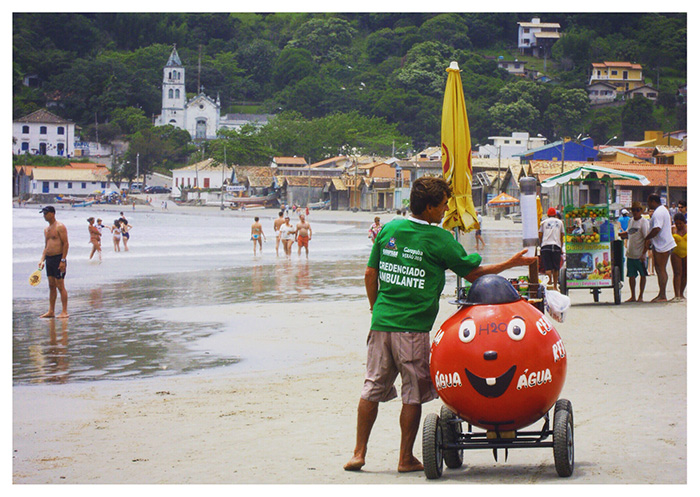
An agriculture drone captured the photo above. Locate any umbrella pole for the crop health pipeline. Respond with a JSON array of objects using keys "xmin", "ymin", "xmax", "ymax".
[{"xmin": 454, "ymin": 228, "xmax": 463, "ymax": 300}]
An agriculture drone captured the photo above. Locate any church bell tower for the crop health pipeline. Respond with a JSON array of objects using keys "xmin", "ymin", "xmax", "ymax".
[{"xmin": 160, "ymin": 45, "xmax": 186, "ymax": 129}]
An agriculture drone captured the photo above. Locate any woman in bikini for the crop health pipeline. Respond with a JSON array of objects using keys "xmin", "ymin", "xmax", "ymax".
[{"xmin": 109, "ymin": 220, "xmax": 122, "ymax": 252}]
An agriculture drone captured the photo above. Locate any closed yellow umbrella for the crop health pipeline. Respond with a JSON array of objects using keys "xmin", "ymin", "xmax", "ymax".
[{"xmin": 441, "ymin": 61, "xmax": 478, "ymax": 234}]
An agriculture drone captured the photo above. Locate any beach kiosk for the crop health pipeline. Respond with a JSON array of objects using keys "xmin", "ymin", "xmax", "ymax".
[{"xmin": 540, "ymin": 165, "xmax": 649, "ymax": 304}]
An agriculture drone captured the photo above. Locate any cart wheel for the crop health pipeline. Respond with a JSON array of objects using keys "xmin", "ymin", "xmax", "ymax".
[
  {"xmin": 559, "ymin": 267, "xmax": 568, "ymax": 295},
  {"xmin": 422, "ymin": 413, "xmax": 443, "ymax": 479},
  {"xmin": 613, "ymin": 266, "xmax": 621, "ymax": 305},
  {"xmin": 553, "ymin": 399, "xmax": 574, "ymax": 477},
  {"xmin": 439, "ymin": 405, "xmax": 464, "ymax": 469}
]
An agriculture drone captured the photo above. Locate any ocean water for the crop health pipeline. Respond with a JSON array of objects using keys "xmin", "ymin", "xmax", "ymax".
[{"xmin": 12, "ymin": 206, "xmax": 523, "ymax": 385}]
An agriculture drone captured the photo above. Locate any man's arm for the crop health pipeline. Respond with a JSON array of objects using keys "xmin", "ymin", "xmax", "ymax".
[
  {"xmin": 58, "ymin": 224, "xmax": 69, "ymax": 267},
  {"xmin": 365, "ymin": 266, "xmax": 379, "ymax": 311},
  {"xmin": 645, "ymin": 227, "xmax": 660, "ymax": 241},
  {"xmin": 464, "ymin": 249, "xmax": 536, "ymax": 283},
  {"xmin": 39, "ymin": 229, "xmax": 48, "ymax": 268}
]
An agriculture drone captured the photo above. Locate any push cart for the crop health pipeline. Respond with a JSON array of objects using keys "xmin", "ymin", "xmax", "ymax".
[{"xmin": 541, "ymin": 165, "xmax": 650, "ymax": 305}]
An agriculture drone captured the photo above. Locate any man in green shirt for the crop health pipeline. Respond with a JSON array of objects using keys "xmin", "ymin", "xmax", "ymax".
[{"xmin": 344, "ymin": 176, "xmax": 536, "ymax": 473}]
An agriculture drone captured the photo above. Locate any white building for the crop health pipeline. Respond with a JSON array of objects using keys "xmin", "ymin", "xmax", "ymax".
[
  {"xmin": 517, "ymin": 18, "xmax": 561, "ymax": 57},
  {"xmin": 477, "ymin": 132, "xmax": 547, "ymax": 159},
  {"xmin": 16, "ymin": 163, "xmax": 112, "ymax": 197},
  {"xmin": 13, "ymin": 109, "xmax": 76, "ymax": 157},
  {"xmin": 154, "ymin": 46, "xmax": 273, "ymax": 139},
  {"xmin": 171, "ymin": 158, "xmax": 232, "ymax": 196}
]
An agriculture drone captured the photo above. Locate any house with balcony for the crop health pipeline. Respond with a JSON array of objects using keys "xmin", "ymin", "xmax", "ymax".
[
  {"xmin": 589, "ymin": 61, "xmax": 645, "ymax": 93},
  {"xmin": 517, "ymin": 18, "xmax": 561, "ymax": 58}
]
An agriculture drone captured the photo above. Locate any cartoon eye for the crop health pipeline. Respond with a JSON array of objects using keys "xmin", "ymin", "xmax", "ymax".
[
  {"xmin": 458, "ymin": 318, "xmax": 477, "ymax": 343},
  {"xmin": 507, "ymin": 317, "xmax": 526, "ymax": 341}
]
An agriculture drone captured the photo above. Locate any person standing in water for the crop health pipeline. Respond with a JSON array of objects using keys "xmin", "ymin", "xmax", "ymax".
[
  {"xmin": 273, "ymin": 211, "xmax": 285, "ymax": 256},
  {"xmin": 38, "ymin": 206, "xmax": 69, "ymax": 318},
  {"xmin": 296, "ymin": 214, "xmax": 312, "ymax": 258},
  {"xmin": 109, "ymin": 220, "xmax": 122, "ymax": 252},
  {"xmin": 87, "ymin": 217, "xmax": 102, "ymax": 262},
  {"xmin": 251, "ymin": 217, "xmax": 267, "ymax": 255}
]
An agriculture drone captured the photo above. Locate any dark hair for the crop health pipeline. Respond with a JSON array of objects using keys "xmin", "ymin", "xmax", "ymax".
[
  {"xmin": 254, "ymin": 216, "xmax": 259, "ymax": 221},
  {"xmin": 678, "ymin": 200, "xmax": 687, "ymax": 208},
  {"xmin": 410, "ymin": 176, "xmax": 451, "ymax": 215},
  {"xmin": 674, "ymin": 213, "xmax": 686, "ymax": 223},
  {"xmin": 648, "ymin": 194, "xmax": 662, "ymax": 205},
  {"xmin": 279, "ymin": 211, "xmax": 284, "ymax": 216}
]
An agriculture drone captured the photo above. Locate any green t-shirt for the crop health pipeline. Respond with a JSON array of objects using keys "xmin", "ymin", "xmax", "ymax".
[{"xmin": 367, "ymin": 217, "xmax": 482, "ymax": 333}]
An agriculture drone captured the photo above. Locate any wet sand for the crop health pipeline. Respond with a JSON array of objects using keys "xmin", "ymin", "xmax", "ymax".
[{"xmin": 12, "ymin": 203, "xmax": 688, "ymax": 484}]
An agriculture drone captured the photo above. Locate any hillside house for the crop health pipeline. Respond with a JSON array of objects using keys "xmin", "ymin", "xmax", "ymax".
[
  {"xmin": 589, "ymin": 62, "xmax": 645, "ymax": 93},
  {"xmin": 586, "ymin": 82, "xmax": 618, "ymax": 104},
  {"xmin": 13, "ymin": 109, "xmax": 76, "ymax": 157},
  {"xmin": 623, "ymin": 84, "xmax": 659, "ymax": 102},
  {"xmin": 517, "ymin": 18, "xmax": 561, "ymax": 57}
]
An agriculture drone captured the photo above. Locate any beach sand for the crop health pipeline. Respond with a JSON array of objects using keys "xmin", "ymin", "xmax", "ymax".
[{"xmin": 12, "ymin": 203, "xmax": 688, "ymax": 484}]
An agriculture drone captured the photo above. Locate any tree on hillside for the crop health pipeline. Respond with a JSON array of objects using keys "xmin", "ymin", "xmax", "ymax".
[
  {"xmin": 543, "ymin": 88, "xmax": 590, "ymax": 139},
  {"xmin": 285, "ymin": 16, "xmax": 356, "ymax": 63},
  {"xmin": 621, "ymin": 97, "xmax": 658, "ymax": 142}
]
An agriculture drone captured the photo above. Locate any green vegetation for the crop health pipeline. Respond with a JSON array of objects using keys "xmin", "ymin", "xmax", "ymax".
[{"xmin": 13, "ymin": 12, "xmax": 686, "ymax": 176}]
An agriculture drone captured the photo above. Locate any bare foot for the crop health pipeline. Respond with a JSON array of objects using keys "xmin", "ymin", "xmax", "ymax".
[
  {"xmin": 398, "ymin": 456, "xmax": 424, "ymax": 473},
  {"xmin": 651, "ymin": 295, "xmax": 667, "ymax": 303},
  {"xmin": 624, "ymin": 297, "xmax": 636, "ymax": 303},
  {"xmin": 57, "ymin": 312, "xmax": 70, "ymax": 319},
  {"xmin": 344, "ymin": 455, "xmax": 365, "ymax": 471},
  {"xmin": 39, "ymin": 311, "xmax": 55, "ymax": 318},
  {"xmin": 636, "ymin": 296, "xmax": 644, "ymax": 302}
]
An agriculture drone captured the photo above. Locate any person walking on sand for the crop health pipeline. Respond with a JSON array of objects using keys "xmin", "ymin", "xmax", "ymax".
[
  {"xmin": 87, "ymin": 217, "xmax": 102, "ymax": 262},
  {"xmin": 296, "ymin": 214, "xmax": 312, "ymax": 258},
  {"xmin": 273, "ymin": 211, "xmax": 285, "ymax": 256},
  {"xmin": 670, "ymin": 213, "xmax": 687, "ymax": 302},
  {"xmin": 539, "ymin": 207, "xmax": 566, "ymax": 291},
  {"xmin": 251, "ymin": 216, "xmax": 267, "ymax": 255},
  {"xmin": 279, "ymin": 216, "xmax": 296, "ymax": 256},
  {"xmin": 38, "ymin": 206, "xmax": 69, "ymax": 318},
  {"xmin": 644, "ymin": 194, "xmax": 676, "ymax": 302},
  {"xmin": 619, "ymin": 202, "xmax": 649, "ymax": 302},
  {"xmin": 344, "ymin": 176, "xmax": 536, "ymax": 474}
]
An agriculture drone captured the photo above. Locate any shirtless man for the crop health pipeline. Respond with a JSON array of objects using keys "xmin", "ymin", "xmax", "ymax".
[
  {"xmin": 296, "ymin": 214, "xmax": 312, "ymax": 258},
  {"xmin": 273, "ymin": 211, "xmax": 285, "ymax": 256},
  {"xmin": 251, "ymin": 216, "xmax": 267, "ymax": 255},
  {"xmin": 38, "ymin": 206, "xmax": 69, "ymax": 318},
  {"xmin": 87, "ymin": 217, "xmax": 102, "ymax": 262}
]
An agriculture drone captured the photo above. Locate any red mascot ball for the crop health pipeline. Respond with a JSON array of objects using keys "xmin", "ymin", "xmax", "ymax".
[{"xmin": 430, "ymin": 274, "xmax": 567, "ymax": 432}]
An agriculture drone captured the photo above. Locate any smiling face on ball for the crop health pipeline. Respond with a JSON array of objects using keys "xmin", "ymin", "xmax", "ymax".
[{"xmin": 430, "ymin": 299, "xmax": 567, "ymax": 431}]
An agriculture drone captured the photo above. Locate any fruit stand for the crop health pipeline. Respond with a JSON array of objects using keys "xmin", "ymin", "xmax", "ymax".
[{"xmin": 541, "ymin": 165, "xmax": 650, "ymax": 304}]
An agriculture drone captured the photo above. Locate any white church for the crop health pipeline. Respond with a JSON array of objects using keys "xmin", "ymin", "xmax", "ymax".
[{"xmin": 154, "ymin": 46, "xmax": 273, "ymax": 140}]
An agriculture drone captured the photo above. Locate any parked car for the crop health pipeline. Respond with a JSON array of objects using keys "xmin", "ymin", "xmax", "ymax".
[{"xmin": 144, "ymin": 186, "xmax": 171, "ymax": 194}]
